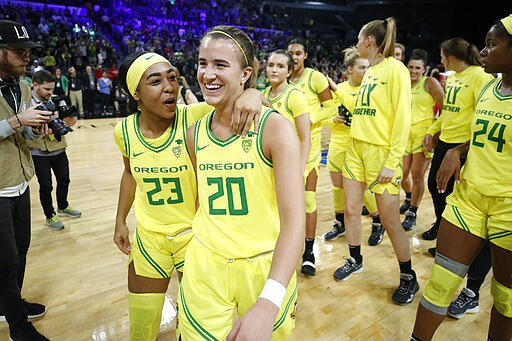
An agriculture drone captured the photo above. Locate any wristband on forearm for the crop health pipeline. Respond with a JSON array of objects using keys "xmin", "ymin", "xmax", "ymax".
[{"xmin": 259, "ymin": 279, "xmax": 286, "ymax": 309}]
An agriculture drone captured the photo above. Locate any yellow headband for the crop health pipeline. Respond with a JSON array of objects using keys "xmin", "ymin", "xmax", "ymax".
[
  {"xmin": 126, "ymin": 52, "xmax": 172, "ymax": 97},
  {"xmin": 210, "ymin": 30, "xmax": 249, "ymax": 66},
  {"xmin": 501, "ymin": 14, "xmax": 512, "ymax": 35}
]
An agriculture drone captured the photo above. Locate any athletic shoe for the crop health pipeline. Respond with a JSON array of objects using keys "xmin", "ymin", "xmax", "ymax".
[
  {"xmin": 333, "ymin": 256, "xmax": 363, "ymax": 281},
  {"xmin": 324, "ymin": 221, "xmax": 346, "ymax": 241},
  {"xmin": 368, "ymin": 222, "xmax": 385, "ymax": 246},
  {"xmin": 448, "ymin": 287, "xmax": 479, "ymax": 319},
  {"xmin": 361, "ymin": 205, "xmax": 370, "ymax": 216},
  {"xmin": 301, "ymin": 251, "xmax": 316, "ymax": 276},
  {"xmin": 57, "ymin": 206, "xmax": 81, "ymax": 218},
  {"xmin": 428, "ymin": 247, "xmax": 436, "ymax": 257},
  {"xmin": 402, "ymin": 211, "xmax": 417, "ymax": 231},
  {"xmin": 399, "ymin": 200, "xmax": 411, "ymax": 214},
  {"xmin": 46, "ymin": 215, "xmax": 64, "ymax": 231},
  {"xmin": 392, "ymin": 272, "xmax": 419, "ymax": 305},
  {"xmin": 9, "ymin": 322, "xmax": 49, "ymax": 341},
  {"xmin": 0, "ymin": 300, "xmax": 47, "ymax": 323},
  {"xmin": 422, "ymin": 222, "xmax": 439, "ymax": 240}
]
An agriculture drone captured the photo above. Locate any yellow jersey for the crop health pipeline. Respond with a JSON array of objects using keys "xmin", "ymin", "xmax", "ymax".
[
  {"xmin": 461, "ymin": 77, "xmax": 512, "ymax": 197},
  {"xmin": 411, "ymin": 77, "xmax": 436, "ymax": 126},
  {"xmin": 350, "ymin": 57, "xmax": 412, "ymax": 169},
  {"xmin": 261, "ymin": 84, "xmax": 308, "ymax": 133},
  {"xmin": 192, "ymin": 108, "xmax": 281, "ymax": 259},
  {"xmin": 331, "ymin": 81, "xmax": 358, "ymax": 149},
  {"xmin": 114, "ymin": 103, "xmax": 211, "ymax": 234},
  {"xmin": 427, "ymin": 65, "xmax": 494, "ymax": 143}
]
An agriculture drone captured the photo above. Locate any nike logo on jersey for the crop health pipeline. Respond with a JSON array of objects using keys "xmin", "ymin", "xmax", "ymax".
[
  {"xmin": 133, "ymin": 151, "xmax": 145, "ymax": 157},
  {"xmin": 197, "ymin": 144, "xmax": 209, "ymax": 151},
  {"xmin": 145, "ymin": 54, "xmax": 155, "ymax": 60},
  {"xmin": 479, "ymin": 97, "xmax": 491, "ymax": 102}
]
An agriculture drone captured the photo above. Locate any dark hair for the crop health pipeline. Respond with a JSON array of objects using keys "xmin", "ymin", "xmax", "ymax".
[
  {"xmin": 361, "ymin": 17, "xmax": 397, "ymax": 57},
  {"xmin": 287, "ymin": 37, "xmax": 308, "ymax": 53},
  {"xmin": 202, "ymin": 25, "xmax": 257, "ymax": 89},
  {"xmin": 118, "ymin": 51, "xmax": 146, "ymax": 114},
  {"xmin": 32, "ymin": 69, "xmax": 55, "ymax": 84},
  {"xmin": 440, "ymin": 37, "xmax": 482, "ymax": 66},
  {"xmin": 269, "ymin": 49, "xmax": 294, "ymax": 71},
  {"xmin": 408, "ymin": 48, "xmax": 428, "ymax": 66}
]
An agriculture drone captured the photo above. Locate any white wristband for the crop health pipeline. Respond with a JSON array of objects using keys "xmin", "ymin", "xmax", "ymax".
[{"xmin": 259, "ymin": 279, "xmax": 286, "ymax": 309}]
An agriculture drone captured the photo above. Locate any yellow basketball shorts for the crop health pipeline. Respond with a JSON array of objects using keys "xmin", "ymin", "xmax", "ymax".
[
  {"xmin": 443, "ymin": 180, "xmax": 512, "ymax": 250},
  {"xmin": 129, "ymin": 225, "xmax": 192, "ymax": 278},
  {"xmin": 327, "ymin": 144, "xmax": 346, "ymax": 173},
  {"xmin": 178, "ymin": 238, "xmax": 298, "ymax": 340},
  {"xmin": 404, "ymin": 121, "xmax": 433, "ymax": 158},
  {"xmin": 342, "ymin": 139, "xmax": 402, "ymax": 195},
  {"xmin": 306, "ymin": 132, "xmax": 322, "ymax": 176}
]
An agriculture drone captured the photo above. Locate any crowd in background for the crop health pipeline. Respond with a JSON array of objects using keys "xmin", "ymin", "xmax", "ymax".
[{"xmin": 0, "ymin": 0, "xmax": 442, "ymax": 117}]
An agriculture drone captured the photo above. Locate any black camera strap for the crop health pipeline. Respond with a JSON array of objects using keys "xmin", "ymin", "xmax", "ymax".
[{"xmin": 0, "ymin": 77, "xmax": 21, "ymax": 113}]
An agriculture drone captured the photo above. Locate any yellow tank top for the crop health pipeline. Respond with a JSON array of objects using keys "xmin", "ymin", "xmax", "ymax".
[
  {"xmin": 192, "ymin": 108, "xmax": 280, "ymax": 258},
  {"xmin": 461, "ymin": 77, "xmax": 512, "ymax": 197},
  {"xmin": 411, "ymin": 77, "xmax": 436, "ymax": 126},
  {"xmin": 262, "ymin": 84, "xmax": 308, "ymax": 133},
  {"xmin": 289, "ymin": 67, "xmax": 328, "ymax": 136},
  {"xmin": 114, "ymin": 106, "xmax": 200, "ymax": 234}
]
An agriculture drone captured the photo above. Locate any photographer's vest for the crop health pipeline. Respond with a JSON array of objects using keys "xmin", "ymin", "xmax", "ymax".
[
  {"xmin": 0, "ymin": 81, "xmax": 35, "ymax": 188},
  {"xmin": 26, "ymin": 96, "xmax": 67, "ymax": 152}
]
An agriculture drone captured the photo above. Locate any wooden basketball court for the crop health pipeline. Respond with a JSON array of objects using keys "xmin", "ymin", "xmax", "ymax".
[{"xmin": 0, "ymin": 118, "xmax": 491, "ymax": 340}]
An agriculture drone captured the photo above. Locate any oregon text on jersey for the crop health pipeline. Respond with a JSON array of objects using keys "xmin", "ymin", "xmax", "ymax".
[
  {"xmin": 132, "ymin": 164, "xmax": 189, "ymax": 173},
  {"xmin": 198, "ymin": 162, "xmax": 255, "ymax": 171}
]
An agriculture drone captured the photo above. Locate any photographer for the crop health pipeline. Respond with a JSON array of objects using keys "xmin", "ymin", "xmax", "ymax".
[
  {"xmin": 27, "ymin": 70, "xmax": 81, "ymax": 231},
  {"xmin": 0, "ymin": 19, "xmax": 51, "ymax": 341}
]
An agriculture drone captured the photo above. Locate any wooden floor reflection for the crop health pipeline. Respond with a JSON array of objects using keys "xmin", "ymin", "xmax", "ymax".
[{"xmin": 0, "ymin": 118, "xmax": 491, "ymax": 340}]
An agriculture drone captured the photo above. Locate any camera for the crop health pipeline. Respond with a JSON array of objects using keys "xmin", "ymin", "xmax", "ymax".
[
  {"xmin": 338, "ymin": 105, "xmax": 352, "ymax": 127},
  {"xmin": 36, "ymin": 99, "xmax": 78, "ymax": 141}
]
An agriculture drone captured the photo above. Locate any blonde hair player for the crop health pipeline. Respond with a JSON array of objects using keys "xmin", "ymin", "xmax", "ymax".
[
  {"xmin": 113, "ymin": 51, "xmax": 263, "ymax": 341},
  {"xmin": 178, "ymin": 25, "xmax": 305, "ymax": 340},
  {"xmin": 412, "ymin": 14, "xmax": 512, "ymax": 341},
  {"xmin": 323, "ymin": 46, "xmax": 385, "ymax": 247},
  {"xmin": 334, "ymin": 17, "xmax": 419, "ymax": 306}
]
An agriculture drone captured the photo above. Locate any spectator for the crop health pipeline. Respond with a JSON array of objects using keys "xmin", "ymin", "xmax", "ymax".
[
  {"xmin": 97, "ymin": 69, "xmax": 112, "ymax": 116},
  {"xmin": 83, "ymin": 65, "xmax": 97, "ymax": 118},
  {"xmin": 0, "ymin": 19, "xmax": 52, "ymax": 341},
  {"xmin": 27, "ymin": 69, "xmax": 81, "ymax": 231},
  {"xmin": 68, "ymin": 66, "xmax": 85, "ymax": 119}
]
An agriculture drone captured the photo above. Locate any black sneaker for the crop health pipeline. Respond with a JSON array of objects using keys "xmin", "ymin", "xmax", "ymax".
[
  {"xmin": 399, "ymin": 200, "xmax": 411, "ymax": 214},
  {"xmin": 324, "ymin": 221, "xmax": 346, "ymax": 241},
  {"xmin": 361, "ymin": 205, "xmax": 370, "ymax": 216},
  {"xmin": 402, "ymin": 211, "xmax": 417, "ymax": 231},
  {"xmin": 23, "ymin": 300, "xmax": 47, "ymax": 320},
  {"xmin": 422, "ymin": 222, "xmax": 439, "ymax": 240},
  {"xmin": 368, "ymin": 222, "xmax": 385, "ymax": 246},
  {"xmin": 428, "ymin": 247, "xmax": 436, "ymax": 257},
  {"xmin": 448, "ymin": 287, "xmax": 479, "ymax": 319},
  {"xmin": 301, "ymin": 251, "xmax": 316, "ymax": 276},
  {"xmin": 0, "ymin": 300, "xmax": 47, "ymax": 323},
  {"xmin": 9, "ymin": 322, "xmax": 49, "ymax": 341},
  {"xmin": 333, "ymin": 256, "xmax": 363, "ymax": 281},
  {"xmin": 392, "ymin": 272, "xmax": 419, "ymax": 305}
]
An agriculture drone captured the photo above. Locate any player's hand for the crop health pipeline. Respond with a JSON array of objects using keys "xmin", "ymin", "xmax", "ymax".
[
  {"xmin": 114, "ymin": 222, "xmax": 131, "ymax": 255},
  {"xmin": 377, "ymin": 167, "xmax": 395, "ymax": 184},
  {"xmin": 436, "ymin": 148, "xmax": 462, "ymax": 193},
  {"xmin": 227, "ymin": 299, "xmax": 278, "ymax": 341},
  {"xmin": 232, "ymin": 88, "xmax": 262, "ymax": 137},
  {"xmin": 423, "ymin": 134, "xmax": 434, "ymax": 152}
]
